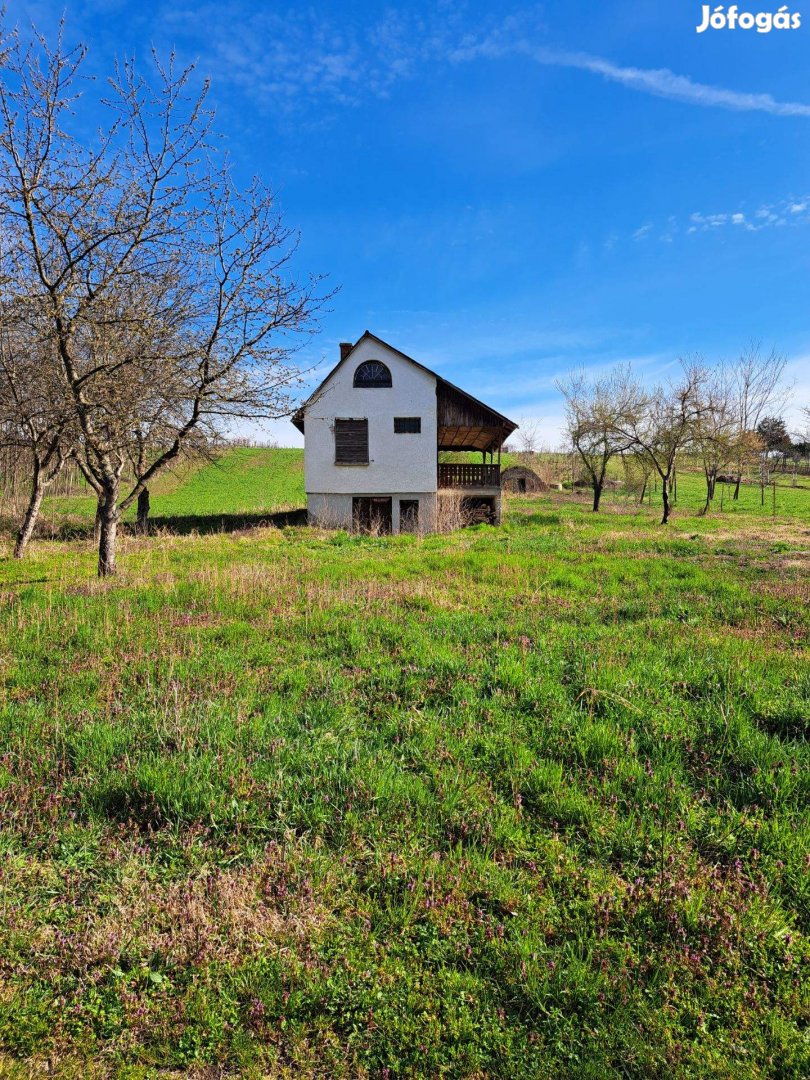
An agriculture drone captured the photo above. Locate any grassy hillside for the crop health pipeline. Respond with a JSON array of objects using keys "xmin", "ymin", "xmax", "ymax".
[
  {"xmin": 0, "ymin": 486, "xmax": 808, "ymax": 1077},
  {"xmin": 36, "ymin": 447, "xmax": 306, "ymax": 530},
  {"xmin": 146, "ymin": 447, "xmax": 305, "ymax": 518}
]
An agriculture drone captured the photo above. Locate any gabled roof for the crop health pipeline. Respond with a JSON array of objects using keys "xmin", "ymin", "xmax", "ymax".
[{"xmin": 292, "ymin": 331, "xmax": 518, "ymax": 451}]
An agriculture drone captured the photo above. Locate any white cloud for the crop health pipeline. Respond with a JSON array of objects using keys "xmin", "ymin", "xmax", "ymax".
[
  {"xmin": 142, "ymin": 5, "xmax": 810, "ymax": 120},
  {"xmin": 638, "ymin": 195, "xmax": 810, "ymax": 241},
  {"xmin": 452, "ymin": 34, "xmax": 810, "ymax": 118},
  {"xmin": 19, "ymin": 3, "xmax": 810, "ymax": 125},
  {"xmin": 691, "ymin": 212, "xmax": 728, "ymax": 227},
  {"xmin": 156, "ymin": 4, "xmax": 468, "ymax": 110},
  {"xmin": 547, "ymin": 51, "xmax": 810, "ymax": 118}
]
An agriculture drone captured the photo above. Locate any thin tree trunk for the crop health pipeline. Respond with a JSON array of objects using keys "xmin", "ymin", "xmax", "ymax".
[
  {"xmin": 592, "ymin": 482, "xmax": 603, "ymax": 512},
  {"xmin": 660, "ymin": 479, "xmax": 671, "ymax": 525},
  {"xmin": 14, "ymin": 470, "xmax": 44, "ymax": 558},
  {"xmin": 700, "ymin": 469, "xmax": 716, "ymax": 516},
  {"xmin": 638, "ymin": 477, "xmax": 647, "ymax": 505},
  {"xmin": 733, "ymin": 474, "xmax": 742, "ymax": 500},
  {"xmin": 136, "ymin": 487, "xmax": 150, "ymax": 535}
]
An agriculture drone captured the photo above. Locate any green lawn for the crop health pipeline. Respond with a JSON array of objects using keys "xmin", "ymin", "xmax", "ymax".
[
  {"xmin": 146, "ymin": 447, "xmax": 305, "ymax": 518},
  {"xmin": 39, "ymin": 446, "xmax": 306, "ymax": 530},
  {"xmin": 0, "ymin": 455, "xmax": 808, "ymax": 1077}
]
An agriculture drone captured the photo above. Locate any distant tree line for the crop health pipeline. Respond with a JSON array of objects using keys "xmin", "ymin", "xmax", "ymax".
[
  {"xmin": 553, "ymin": 346, "xmax": 804, "ymax": 523},
  {"xmin": 0, "ymin": 20, "xmax": 325, "ymax": 574}
]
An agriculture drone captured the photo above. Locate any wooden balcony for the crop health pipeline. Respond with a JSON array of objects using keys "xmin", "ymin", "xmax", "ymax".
[{"xmin": 438, "ymin": 463, "xmax": 501, "ymax": 489}]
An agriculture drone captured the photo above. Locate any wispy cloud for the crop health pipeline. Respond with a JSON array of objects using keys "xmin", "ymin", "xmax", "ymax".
[
  {"xmin": 628, "ymin": 196, "xmax": 810, "ymax": 242},
  {"xmin": 690, "ymin": 196, "xmax": 810, "ymax": 234},
  {"xmin": 149, "ymin": 5, "xmax": 810, "ymax": 120},
  {"xmin": 157, "ymin": 5, "xmax": 465, "ymax": 109},
  {"xmin": 452, "ymin": 34, "xmax": 810, "ymax": 118}
]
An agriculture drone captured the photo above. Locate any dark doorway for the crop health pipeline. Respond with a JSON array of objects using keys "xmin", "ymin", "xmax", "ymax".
[
  {"xmin": 399, "ymin": 499, "xmax": 419, "ymax": 533},
  {"xmin": 517, "ymin": 478, "xmax": 526, "ymax": 493},
  {"xmin": 352, "ymin": 496, "xmax": 393, "ymax": 534}
]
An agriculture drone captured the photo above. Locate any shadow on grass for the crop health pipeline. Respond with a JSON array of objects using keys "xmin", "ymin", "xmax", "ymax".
[
  {"xmin": 2, "ymin": 507, "xmax": 308, "ymax": 544},
  {"xmin": 146, "ymin": 508, "xmax": 308, "ymax": 535}
]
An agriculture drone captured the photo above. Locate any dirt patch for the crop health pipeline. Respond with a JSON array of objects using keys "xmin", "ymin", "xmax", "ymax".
[
  {"xmin": 5, "ymin": 846, "xmax": 329, "ymax": 982},
  {"xmin": 708, "ymin": 524, "xmax": 810, "ymax": 546}
]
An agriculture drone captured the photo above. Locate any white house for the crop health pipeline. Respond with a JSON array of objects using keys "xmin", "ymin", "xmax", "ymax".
[{"xmin": 292, "ymin": 332, "xmax": 518, "ymax": 533}]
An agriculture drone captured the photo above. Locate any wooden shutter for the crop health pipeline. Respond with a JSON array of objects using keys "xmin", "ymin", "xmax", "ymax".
[{"xmin": 335, "ymin": 418, "xmax": 369, "ymax": 464}]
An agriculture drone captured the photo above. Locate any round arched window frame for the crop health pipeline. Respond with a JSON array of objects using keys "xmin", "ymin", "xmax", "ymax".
[{"xmin": 353, "ymin": 360, "xmax": 392, "ymax": 388}]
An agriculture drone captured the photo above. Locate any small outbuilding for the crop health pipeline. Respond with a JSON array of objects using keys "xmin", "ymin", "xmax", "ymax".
[{"xmin": 500, "ymin": 465, "xmax": 548, "ymax": 494}]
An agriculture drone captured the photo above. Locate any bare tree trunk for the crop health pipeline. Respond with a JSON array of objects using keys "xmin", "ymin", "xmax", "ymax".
[
  {"xmin": 700, "ymin": 468, "xmax": 716, "ymax": 516},
  {"xmin": 592, "ymin": 482, "xmax": 603, "ymax": 512},
  {"xmin": 97, "ymin": 486, "xmax": 121, "ymax": 576},
  {"xmin": 733, "ymin": 474, "xmax": 742, "ymax": 500},
  {"xmin": 93, "ymin": 499, "xmax": 103, "ymax": 544},
  {"xmin": 14, "ymin": 469, "xmax": 44, "ymax": 558},
  {"xmin": 660, "ymin": 479, "xmax": 671, "ymax": 525},
  {"xmin": 638, "ymin": 477, "xmax": 647, "ymax": 505},
  {"xmin": 136, "ymin": 487, "xmax": 150, "ymax": 535},
  {"xmin": 98, "ymin": 512, "xmax": 119, "ymax": 576}
]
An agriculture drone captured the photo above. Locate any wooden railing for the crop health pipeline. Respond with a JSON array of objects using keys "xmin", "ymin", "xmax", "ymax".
[{"xmin": 438, "ymin": 463, "xmax": 501, "ymax": 488}]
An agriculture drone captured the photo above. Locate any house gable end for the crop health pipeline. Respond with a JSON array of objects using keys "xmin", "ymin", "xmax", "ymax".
[
  {"xmin": 293, "ymin": 331, "xmax": 518, "ymax": 454},
  {"xmin": 292, "ymin": 332, "xmax": 437, "ymax": 433}
]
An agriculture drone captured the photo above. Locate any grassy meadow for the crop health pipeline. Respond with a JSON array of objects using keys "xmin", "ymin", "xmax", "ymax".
[
  {"xmin": 0, "ymin": 450, "xmax": 809, "ymax": 1077},
  {"xmin": 23, "ymin": 448, "xmax": 306, "ymax": 538}
]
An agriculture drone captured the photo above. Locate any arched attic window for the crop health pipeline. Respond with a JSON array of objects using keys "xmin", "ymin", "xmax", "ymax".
[{"xmin": 353, "ymin": 360, "xmax": 392, "ymax": 388}]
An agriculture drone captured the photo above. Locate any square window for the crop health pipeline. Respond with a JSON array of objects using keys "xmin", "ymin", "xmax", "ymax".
[{"xmin": 394, "ymin": 417, "xmax": 421, "ymax": 434}]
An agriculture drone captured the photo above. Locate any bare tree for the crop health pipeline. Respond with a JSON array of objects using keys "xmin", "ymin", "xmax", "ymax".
[
  {"xmin": 729, "ymin": 345, "xmax": 788, "ymax": 498},
  {"xmin": 516, "ymin": 418, "xmax": 541, "ymax": 458},
  {"xmin": 622, "ymin": 446, "xmax": 653, "ymax": 504},
  {"xmin": 0, "ymin": 22, "xmax": 325, "ymax": 574},
  {"xmin": 0, "ymin": 299, "xmax": 73, "ymax": 556},
  {"xmin": 691, "ymin": 363, "xmax": 738, "ymax": 515},
  {"xmin": 556, "ymin": 366, "xmax": 638, "ymax": 511},
  {"xmin": 613, "ymin": 363, "xmax": 704, "ymax": 525}
]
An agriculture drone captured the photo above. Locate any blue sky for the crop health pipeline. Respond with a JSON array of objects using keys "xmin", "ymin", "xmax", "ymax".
[{"xmin": 8, "ymin": 0, "xmax": 810, "ymax": 444}]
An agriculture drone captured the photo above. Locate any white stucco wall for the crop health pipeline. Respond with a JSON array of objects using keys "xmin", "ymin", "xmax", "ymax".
[{"xmin": 302, "ymin": 338, "xmax": 438, "ymax": 496}]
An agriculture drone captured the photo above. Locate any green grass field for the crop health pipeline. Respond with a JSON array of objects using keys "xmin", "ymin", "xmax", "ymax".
[
  {"xmin": 1, "ymin": 450, "xmax": 809, "ymax": 1077},
  {"xmin": 35, "ymin": 447, "xmax": 306, "ymax": 534}
]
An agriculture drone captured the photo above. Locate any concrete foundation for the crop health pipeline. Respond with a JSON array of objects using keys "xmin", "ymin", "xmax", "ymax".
[{"xmin": 306, "ymin": 489, "xmax": 501, "ymax": 533}]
